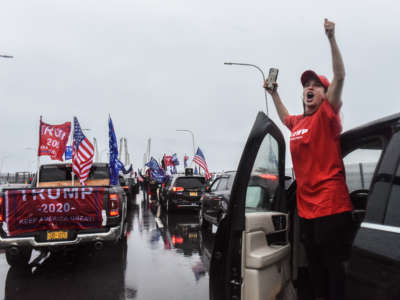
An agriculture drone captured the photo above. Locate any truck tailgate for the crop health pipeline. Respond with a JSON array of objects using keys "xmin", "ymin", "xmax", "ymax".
[{"xmin": 3, "ymin": 187, "xmax": 107, "ymax": 237}]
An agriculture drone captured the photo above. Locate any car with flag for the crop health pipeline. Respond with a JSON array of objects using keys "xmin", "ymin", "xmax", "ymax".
[
  {"xmin": 0, "ymin": 162, "xmax": 128, "ymax": 268},
  {"xmin": 159, "ymin": 174, "xmax": 207, "ymax": 212}
]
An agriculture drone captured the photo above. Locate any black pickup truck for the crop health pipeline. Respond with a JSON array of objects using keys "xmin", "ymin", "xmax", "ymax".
[
  {"xmin": 209, "ymin": 112, "xmax": 400, "ymax": 300},
  {"xmin": 0, "ymin": 163, "xmax": 128, "ymax": 268}
]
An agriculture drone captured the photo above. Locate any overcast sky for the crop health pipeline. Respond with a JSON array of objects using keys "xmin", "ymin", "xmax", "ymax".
[{"xmin": 0, "ymin": 0, "xmax": 399, "ymax": 173}]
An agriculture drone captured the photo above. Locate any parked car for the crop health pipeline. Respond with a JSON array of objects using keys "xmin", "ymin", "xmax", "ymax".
[
  {"xmin": 209, "ymin": 111, "xmax": 400, "ymax": 300},
  {"xmin": 199, "ymin": 171, "xmax": 236, "ymax": 230},
  {"xmin": 159, "ymin": 174, "xmax": 206, "ymax": 212}
]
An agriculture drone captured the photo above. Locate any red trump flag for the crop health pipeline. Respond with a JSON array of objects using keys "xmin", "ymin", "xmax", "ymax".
[{"xmin": 38, "ymin": 118, "xmax": 71, "ymax": 161}]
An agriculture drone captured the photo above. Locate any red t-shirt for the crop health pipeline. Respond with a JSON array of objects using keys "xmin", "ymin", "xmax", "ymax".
[{"xmin": 284, "ymin": 100, "xmax": 353, "ymax": 219}]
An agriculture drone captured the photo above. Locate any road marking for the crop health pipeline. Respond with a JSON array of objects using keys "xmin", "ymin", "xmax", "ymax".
[{"xmin": 155, "ymin": 217, "xmax": 164, "ymax": 228}]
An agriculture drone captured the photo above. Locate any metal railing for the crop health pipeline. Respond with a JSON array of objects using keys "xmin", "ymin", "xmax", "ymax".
[
  {"xmin": 286, "ymin": 162, "xmax": 377, "ymax": 191},
  {"xmin": 0, "ymin": 172, "xmax": 35, "ymax": 184}
]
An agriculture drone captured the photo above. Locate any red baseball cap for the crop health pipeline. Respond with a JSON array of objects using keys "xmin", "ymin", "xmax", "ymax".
[{"xmin": 301, "ymin": 70, "xmax": 330, "ymax": 90}]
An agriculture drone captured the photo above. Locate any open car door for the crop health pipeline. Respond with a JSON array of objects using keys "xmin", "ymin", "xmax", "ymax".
[{"xmin": 210, "ymin": 111, "xmax": 295, "ymax": 300}]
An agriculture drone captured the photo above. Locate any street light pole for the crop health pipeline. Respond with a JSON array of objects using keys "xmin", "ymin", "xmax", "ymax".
[
  {"xmin": 224, "ymin": 62, "xmax": 269, "ymax": 115},
  {"xmin": 176, "ymin": 129, "xmax": 196, "ymax": 157}
]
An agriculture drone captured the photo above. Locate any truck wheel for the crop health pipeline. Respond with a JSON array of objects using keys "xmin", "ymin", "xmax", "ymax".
[{"xmin": 6, "ymin": 247, "xmax": 32, "ymax": 268}]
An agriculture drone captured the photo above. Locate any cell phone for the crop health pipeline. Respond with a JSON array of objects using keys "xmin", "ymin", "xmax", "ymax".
[{"xmin": 267, "ymin": 68, "xmax": 279, "ymax": 90}]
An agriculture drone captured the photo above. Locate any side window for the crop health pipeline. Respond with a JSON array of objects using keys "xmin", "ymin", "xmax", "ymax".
[
  {"xmin": 343, "ymin": 147, "xmax": 383, "ymax": 193},
  {"xmin": 210, "ymin": 179, "xmax": 220, "ymax": 192},
  {"xmin": 227, "ymin": 174, "xmax": 235, "ymax": 191},
  {"xmin": 218, "ymin": 178, "xmax": 228, "ymax": 191},
  {"xmin": 384, "ymin": 157, "xmax": 400, "ymax": 227},
  {"xmin": 246, "ymin": 134, "xmax": 279, "ymax": 211}
]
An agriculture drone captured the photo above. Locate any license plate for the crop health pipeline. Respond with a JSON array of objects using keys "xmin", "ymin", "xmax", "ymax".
[
  {"xmin": 188, "ymin": 232, "xmax": 198, "ymax": 239},
  {"xmin": 47, "ymin": 231, "xmax": 68, "ymax": 240},
  {"xmin": 189, "ymin": 192, "xmax": 198, "ymax": 196}
]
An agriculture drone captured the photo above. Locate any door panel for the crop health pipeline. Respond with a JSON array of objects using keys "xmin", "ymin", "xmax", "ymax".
[
  {"xmin": 243, "ymin": 211, "xmax": 290, "ymax": 300},
  {"xmin": 209, "ymin": 112, "xmax": 287, "ymax": 300},
  {"xmin": 245, "ymin": 212, "xmax": 289, "ymax": 269}
]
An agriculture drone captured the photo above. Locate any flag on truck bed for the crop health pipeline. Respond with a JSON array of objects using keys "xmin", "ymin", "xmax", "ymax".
[
  {"xmin": 193, "ymin": 147, "xmax": 211, "ymax": 180},
  {"xmin": 38, "ymin": 117, "xmax": 71, "ymax": 161},
  {"xmin": 72, "ymin": 117, "xmax": 94, "ymax": 184}
]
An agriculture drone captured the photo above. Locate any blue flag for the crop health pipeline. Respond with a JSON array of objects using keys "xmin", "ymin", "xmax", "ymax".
[
  {"xmin": 109, "ymin": 117, "xmax": 120, "ymax": 185},
  {"xmin": 109, "ymin": 117, "xmax": 132, "ymax": 184},
  {"xmin": 116, "ymin": 160, "xmax": 132, "ymax": 175},
  {"xmin": 172, "ymin": 153, "xmax": 179, "ymax": 166},
  {"xmin": 145, "ymin": 157, "xmax": 167, "ymax": 183},
  {"xmin": 64, "ymin": 146, "xmax": 73, "ymax": 160},
  {"xmin": 145, "ymin": 157, "xmax": 160, "ymax": 170},
  {"xmin": 194, "ymin": 165, "xmax": 198, "ymax": 175}
]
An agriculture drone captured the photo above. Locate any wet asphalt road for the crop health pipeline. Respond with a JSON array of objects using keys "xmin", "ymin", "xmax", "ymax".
[{"xmin": 0, "ymin": 192, "xmax": 214, "ymax": 300}]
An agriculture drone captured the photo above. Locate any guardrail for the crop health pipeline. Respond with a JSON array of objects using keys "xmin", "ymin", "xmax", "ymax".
[{"xmin": 0, "ymin": 172, "xmax": 35, "ymax": 184}]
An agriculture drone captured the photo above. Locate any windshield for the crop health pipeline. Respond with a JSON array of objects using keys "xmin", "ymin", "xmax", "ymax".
[{"xmin": 174, "ymin": 177, "xmax": 206, "ymax": 189}]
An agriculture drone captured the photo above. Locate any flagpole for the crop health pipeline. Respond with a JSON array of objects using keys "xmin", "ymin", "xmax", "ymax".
[
  {"xmin": 37, "ymin": 116, "xmax": 42, "ymax": 186},
  {"xmin": 71, "ymin": 117, "xmax": 75, "ymax": 186}
]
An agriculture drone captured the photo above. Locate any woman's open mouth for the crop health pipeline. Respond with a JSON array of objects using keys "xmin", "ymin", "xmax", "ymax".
[{"xmin": 306, "ymin": 92, "xmax": 314, "ymax": 102}]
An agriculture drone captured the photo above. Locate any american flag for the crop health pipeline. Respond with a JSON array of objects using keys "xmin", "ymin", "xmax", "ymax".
[
  {"xmin": 72, "ymin": 117, "xmax": 94, "ymax": 185},
  {"xmin": 193, "ymin": 147, "xmax": 211, "ymax": 180}
]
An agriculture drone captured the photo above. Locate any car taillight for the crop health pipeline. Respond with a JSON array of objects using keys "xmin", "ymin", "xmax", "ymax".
[
  {"xmin": 258, "ymin": 173, "xmax": 278, "ymax": 180},
  {"xmin": 171, "ymin": 235, "xmax": 184, "ymax": 245},
  {"xmin": 109, "ymin": 193, "xmax": 119, "ymax": 217},
  {"xmin": 172, "ymin": 186, "xmax": 184, "ymax": 192},
  {"xmin": 0, "ymin": 196, "xmax": 3, "ymax": 223}
]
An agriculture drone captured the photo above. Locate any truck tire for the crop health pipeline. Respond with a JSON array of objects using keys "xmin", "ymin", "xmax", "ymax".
[{"xmin": 6, "ymin": 247, "xmax": 32, "ymax": 268}]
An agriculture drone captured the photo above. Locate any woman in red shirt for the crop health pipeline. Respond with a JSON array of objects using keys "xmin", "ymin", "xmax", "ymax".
[{"xmin": 265, "ymin": 19, "xmax": 353, "ymax": 300}]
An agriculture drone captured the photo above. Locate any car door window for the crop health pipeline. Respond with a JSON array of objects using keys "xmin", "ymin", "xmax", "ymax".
[
  {"xmin": 343, "ymin": 147, "xmax": 383, "ymax": 192},
  {"xmin": 210, "ymin": 179, "xmax": 220, "ymax": 192},
  {"xmin": 217, "ymin": 178, "xmax": 228, "ymax": 191},
  {"xmin": 384, "ymin": 160, "xmax": 400, "ymax": 227},
  {"xmin": 227, "ymin": 173, "xmax": 236, "ymax": 191},
  {"xmin": 246, "ymin": 134, "xmax": 279, "ymax": 211}
]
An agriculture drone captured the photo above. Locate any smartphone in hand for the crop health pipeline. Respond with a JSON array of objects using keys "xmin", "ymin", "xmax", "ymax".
[{"xmin": 266, "ymin": 68, "xmax": 279, "ymax": 90}]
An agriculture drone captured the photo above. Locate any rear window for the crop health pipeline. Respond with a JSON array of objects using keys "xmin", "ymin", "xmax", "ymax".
[
  {"xmin": 174, "ymin": 177, "xmax": 206, "ymax": 189},
  {"xmin": 39, "ymin": 165, "xmax": 109, "ymax": 182}
]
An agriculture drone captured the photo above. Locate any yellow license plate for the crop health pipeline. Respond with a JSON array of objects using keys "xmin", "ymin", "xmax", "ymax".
[
  {"xmin": 47, "ymin": 231, "xmax": 68, "ymax": 240},
  {"xmin": 189, "ymin": 192, "xmax": 197, "ymax": 196},
  {"xmin": 189, "ymin": 233, "xmax": 198, "ymax": 239}
]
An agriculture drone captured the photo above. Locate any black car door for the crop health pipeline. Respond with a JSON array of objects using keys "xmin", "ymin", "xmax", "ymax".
[
  {"xmin": 209, "ymin": 112, "xmax": 290, "ymax": 300},
  {"xmin": 343, "ymin": 129, "xmax": 400, "ymax": 299}
]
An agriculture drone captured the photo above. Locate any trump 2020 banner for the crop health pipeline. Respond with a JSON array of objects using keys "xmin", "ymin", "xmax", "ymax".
[
  {"xmin": 4, "ymin": 188, "xmax": 105, "ymax": 237},
  {"xmin": 38, "ymin": 117, "xmax": 71, "ymax": 161}
]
